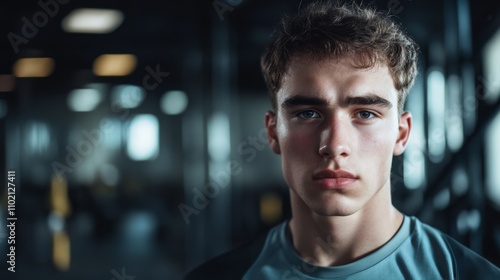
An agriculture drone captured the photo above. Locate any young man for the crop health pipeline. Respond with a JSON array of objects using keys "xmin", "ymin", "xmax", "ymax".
[{"xmin": 186, "ymin": 1, "xmax": 500, "ymax": 279}]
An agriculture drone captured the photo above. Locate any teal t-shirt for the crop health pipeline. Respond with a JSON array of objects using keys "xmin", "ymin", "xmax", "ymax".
[{"xmin": 243, "ymin": 215, "xmax": 500, "ymax": 279}]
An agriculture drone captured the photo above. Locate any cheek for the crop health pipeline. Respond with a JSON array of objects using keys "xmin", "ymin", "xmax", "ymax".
[
  {"xmin": 278, "ymin": 121, "xmax": 317, "ymax": 153},
  {"xmin": 277, "ymin": 123, "xmax": 317, "ymax": 182},
  {"xmin": 283, "ymin": 132, "xmax": 314, "ymax": 151},
  {"xmin": 358, "ymin": 124, "xmax": 397, "ymax": 167}
]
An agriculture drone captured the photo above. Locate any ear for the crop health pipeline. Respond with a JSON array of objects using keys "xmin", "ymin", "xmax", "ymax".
[
  {"xmin": 265, "ymin": 111, "xmax": 281, "ymax": 154},
  {"xmin": 393, "ymin": 112, "xmax": 412, "ymax": 156}
]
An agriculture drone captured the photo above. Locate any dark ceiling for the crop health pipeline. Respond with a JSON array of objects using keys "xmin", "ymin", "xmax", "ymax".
[{"xmin": 1, "ymin": 0, "xmax": 499, "ymax": 95}]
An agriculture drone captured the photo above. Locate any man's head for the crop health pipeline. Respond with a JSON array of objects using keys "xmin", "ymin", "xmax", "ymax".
[
  {"xmin": 261, "ymin": 1, "xmax": 419, "ymax": 114},
  {"xmin": 262, "ymin": 2, "xmax": 417, "ymax": 217}
]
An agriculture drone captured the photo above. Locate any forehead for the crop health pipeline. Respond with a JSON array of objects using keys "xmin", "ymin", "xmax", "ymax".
[{"xmin": 278, "ymin": 55, "xmax": 397, "ymax": 104}]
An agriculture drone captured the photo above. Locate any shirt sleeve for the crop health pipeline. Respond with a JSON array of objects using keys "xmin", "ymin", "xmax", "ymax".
[{"xmin": 443, "ymin": 235, "xmax": 500, "ymax": 280}]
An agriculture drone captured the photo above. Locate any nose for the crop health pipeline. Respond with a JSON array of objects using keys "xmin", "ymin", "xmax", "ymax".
[{"xmin": 318, "ymin": 116, "xmax": 352, "ymax": 159}]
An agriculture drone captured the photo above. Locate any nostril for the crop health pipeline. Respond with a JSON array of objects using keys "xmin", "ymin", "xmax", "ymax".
[
  {"xmin": 319, "ymin": 144, "xmax": 350, "ymax": 158},
  {"xmin": 319, "ymin": 145, "xmax": 332, "ymax": 158}
]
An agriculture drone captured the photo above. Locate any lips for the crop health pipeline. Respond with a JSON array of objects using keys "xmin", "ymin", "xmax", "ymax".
[{"xmin": 312, "ymin": 169, "xmax": 358, "ymax": 190}]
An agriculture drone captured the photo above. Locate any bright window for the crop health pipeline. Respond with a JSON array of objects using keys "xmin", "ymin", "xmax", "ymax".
[
  {"xmin": 127, "ymin": 115, "xmax": 159, "ymax": 161},
  {"xmin": 483, "ymin": 28, "xmax": 500, "ymax": 103},
  {"xmin": 485, "ymin": 111, "xmax": 500, "ymax": 208}
]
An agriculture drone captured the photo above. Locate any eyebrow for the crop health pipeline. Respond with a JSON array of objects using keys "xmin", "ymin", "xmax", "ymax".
[
  {"xmin": 281, "ymin": 94, "xmax": 392, "ymax": 109},
  {"xmin": 281, "ymin": 95, "xmax": 328, "ymax": 109},
  {"xmin": 342, "ymin": 95, "xmax": 393, "ymax": 109}
]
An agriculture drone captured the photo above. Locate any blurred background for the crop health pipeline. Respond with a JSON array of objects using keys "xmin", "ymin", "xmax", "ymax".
[{"xmin": 0, "ymin": 0, "xmax": 499, "ymax": 279}]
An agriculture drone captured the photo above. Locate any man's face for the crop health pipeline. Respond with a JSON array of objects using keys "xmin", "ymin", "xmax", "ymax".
[{"xmin": 265, "ymin": 55, "xmax": 411, "ymax": 216}]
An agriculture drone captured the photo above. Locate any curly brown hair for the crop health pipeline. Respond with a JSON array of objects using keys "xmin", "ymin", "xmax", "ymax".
[{"xmin": 261, "ymin": 1, "xmax": 419, "ymax": 114}]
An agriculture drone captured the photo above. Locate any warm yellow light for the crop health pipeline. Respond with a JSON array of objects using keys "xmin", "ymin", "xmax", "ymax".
[
  {"xmin": 53, "ymin": 231, "xmax": 70, "ymax": 271},
  {"xmin": 13, "ymin": 57, "xmax": 54, "ymax": 78},
  {"xmin": 51, "ymin": 175, "xmax": 71, "ymax": 218},
  {"xmin": 260, "ymin": 193, "xmax": 283, "ymax": 225},
  {"xmin": 93, "ymin": 54, "xmax": 137, "ymax": 76}
]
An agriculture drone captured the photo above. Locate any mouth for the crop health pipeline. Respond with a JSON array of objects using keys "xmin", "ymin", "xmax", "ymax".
[{"xmin": 312, "ymin": 169, "xmax": 358, "ymax": 190}]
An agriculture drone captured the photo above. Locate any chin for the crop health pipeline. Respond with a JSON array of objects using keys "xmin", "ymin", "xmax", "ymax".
[
  {"xmin": 310, "ymin": 199, "xmax": 360, "ymax": 217},
  {"xmin": 291, "ymin": 185, "xmax": 365, "ymax": 217},
  {"xmin": 313, "ymin": 208, "xmax": 358, "ymax": 217}
]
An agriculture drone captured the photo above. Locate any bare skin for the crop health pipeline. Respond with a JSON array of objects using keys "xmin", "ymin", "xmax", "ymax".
[{"xmin": 265, "ymin": 55, "xmax": 412, "ymax": 266}]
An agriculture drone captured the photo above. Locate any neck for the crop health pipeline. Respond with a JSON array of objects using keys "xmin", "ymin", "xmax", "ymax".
[{"xmin": 287, "ymin": 184, "xmax": 403, "ymax": 266}]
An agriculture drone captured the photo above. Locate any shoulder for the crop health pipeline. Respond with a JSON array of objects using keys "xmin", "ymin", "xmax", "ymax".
[
  {"xmin": 183, "ymin": 232, "xmax": 268, "ymax": 280},
  {"xmin": 410, "ymin": 216, "xmax": 500, "ymax": 279},
  {"xmin": 440, "ymin": 233, "xmax": 500, "ymax": 279}
]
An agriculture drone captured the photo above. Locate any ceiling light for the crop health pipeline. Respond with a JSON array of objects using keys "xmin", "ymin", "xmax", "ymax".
[
  {"xmin": 93, "ymin": 54, "xmax": 137, "ymax": 76},
  {"xmin": 67, "ymin": 88, "xmax": 103, "ymax": 112},
  {"xmin": 160, "ymin": 90, "xmax": 188, "ymax": 115},
  {"xmin": 111, "ymin": 85, "xmax": 145, "ymax": 108},
  {"xmin": 13, "ymin": 57, "xmax": 54, "ymax": 78},
  {"xmin": 127, "ymin": 115, "xmax": 159, "ymax": 161},
  {"xmin": 62, "ymin": 8, "xmax": 124, "ymax": 34}
]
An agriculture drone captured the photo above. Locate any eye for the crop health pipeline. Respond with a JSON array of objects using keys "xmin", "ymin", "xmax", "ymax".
[
  {"xmin": 356, "ymin": 111, "xmax": 375, "ymax": 119},
  {"xmin": 297, "ymin": 110, "xmax": 320, "ymax": 119}
]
